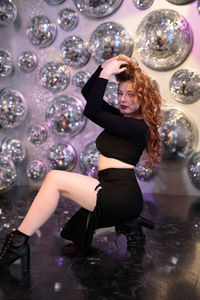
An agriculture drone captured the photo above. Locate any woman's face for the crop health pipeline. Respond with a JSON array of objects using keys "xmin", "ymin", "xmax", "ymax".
[{"xmin": 117, "ymin": 81, "xmax": 142, "ymax": 118}]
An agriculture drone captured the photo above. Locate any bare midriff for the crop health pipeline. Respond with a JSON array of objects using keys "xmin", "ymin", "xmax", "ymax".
[{"xmin": 98, "ymin": 153, "xmax": 135, "ymax": 171}]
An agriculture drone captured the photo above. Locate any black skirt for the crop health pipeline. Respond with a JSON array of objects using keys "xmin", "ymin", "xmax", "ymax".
[{"xmin": 60, "ymin": 168, "xmax": 143, "ymax": 250}]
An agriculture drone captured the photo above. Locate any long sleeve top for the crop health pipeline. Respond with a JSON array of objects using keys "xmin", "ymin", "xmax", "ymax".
[{"xmin": 81, "ymin": 66, "xmax": 148, "ymax": 166}]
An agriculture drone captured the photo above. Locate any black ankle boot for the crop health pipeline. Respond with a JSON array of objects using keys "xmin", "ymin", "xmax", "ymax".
[
  {"xmin": 0, "ymin": 230, "xmax": 30, "ymax": 273},
  {"xmin": 115, "ymin": 216, "xmax": 155, "ymax": 250}
]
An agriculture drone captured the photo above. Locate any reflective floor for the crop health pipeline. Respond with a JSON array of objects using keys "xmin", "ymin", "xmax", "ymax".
[{"xmin": 1, "ymin": 187, "xmax": 200, "ymax": 300}]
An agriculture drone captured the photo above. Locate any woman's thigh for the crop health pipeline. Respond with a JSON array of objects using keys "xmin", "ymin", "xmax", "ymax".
[{"xmin": 47, "ymin": 170, "xmax": 101, "ymax": 211}]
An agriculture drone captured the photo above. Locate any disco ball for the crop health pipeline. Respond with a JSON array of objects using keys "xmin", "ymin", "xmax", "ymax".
[
  {"xmin": 57, "ymin": 8, "xmax": 79, "ymax": 31},
  {"xmin": 167, "ymin": 0, "xmax": 194, "ymax": 4},
  {"xmin": 135, "ymin": 9, "xmax": 193, "ymax": 70},
  {"xmin": 187, "ymin": 152, "xmax": 200, "ymax": 190},
  {"xmin": 0, "ymin": 49, "xmax": 13, "ymax": 77},
  {"xmin": 44, "ymin": 0, "xmax": 65, "ymax": 4},
  {"xmin": 60, "ymin": 36, "xmax": 90, "ymax": 68},
  {"xmin": 26, "ymin": 15, "xmax": 57, "ymax": 48},
  {"xmin": 0, "ymin": 88, "xmax": 28, "ymax": 128},
  {"xmin": 89, "ymin": 22, "xmax": 133, "ymax": 64},
  {"xmin": 79, "ymin": 141, "xmax": 100, "ymax": 178},
  {"xmin": 170, "ymin": 69, "xmax": 200, "ymax": 104},
  {"xmin": 133, "ymin": 0, "xmax": 154, "ymax": 10},
  {"xmin": 18, "ymin": 51, "xmax": 38, "ymax": 73},
  {"xmin": 104, "ymin": 82, "xmax": 118, "ymax": 108},
  {"xmin": 45, "ymin": 95, "xmax": 86, "ymax": 138},
  {"xmin": 0, "ymin": 0, "xmax": 17, "ymax": 27},
  {"xmin": 0, "ymin": 154, "xmax": 17, "ymax": 193},
  {"xmin": 40, "ymin": 62, "xmax": 70, "ymax": 93},
  {"xmin": 73, "ymin": 0, "xmax": 123, "ymax": 18},
  {"xmin": 47, "ymin": 143, "xmax": 76, "ymax": 171},
  {"xmin": 135, "ymin": 160, "xmax": 156, "ymax": 181},
  {"xmin": 159, "ymin": 108, "xmax": 198, "ymax": 160},
  {"xmin": 27, "ymin": 125, "xmax": 47, "ymax": 145},
  {"xmin": 72, "ymin": 71, "xmax": 90, "ymax": 90},
  {"xmin": 198, "ymin": 0, "xmax": 200, "ymax": 14},
  {"xmin": 1, "ymin": 138, "xmax": 26, "ymax": 164},
  {"xmin": 26, "ymin": 160, "xmax": 46, "ymax": 180}
]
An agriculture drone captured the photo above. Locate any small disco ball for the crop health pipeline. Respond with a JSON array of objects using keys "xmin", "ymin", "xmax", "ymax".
[
  {"xmin": 135, "ymin": 160, "xmax": 156, "ymax": 181},
  {"xmin": 89, "ymin": 22, "xmax": 133, "ymax": 64},
  {"xmin": 104, "ymin": 82, "xmax": 118, "ymax": 108},
  {"xmin": 0, "ymin": 48, "xmax": 13, "ymax": 77},
  {"xmin": 73, "ymin": 0, "xmax": 123, "ymax": 18},
  {"xmin": 0, "ymin": 88, "xmax": 28, "ymax": 128},
  {"xmin": 26, "ymin": 160, "xmax": 46, "ymax": 180},
  {"xmin": 57, "ymin": 8, "xmax": 79, "ymax": 31},
  {"xmin": 0, "ymin": 154, "xmax": 17, "ymax": 193},
  {"xmin": 72, "ymin": 71, "xmax": 90, "ymax": 90},
  {"xmin": 187, "ymin": 152, "xmax": 200, "ymax": 190},
  {"xmin": 0, "ymin": 0, "xmax": 17, "ymax": 27},
  {"xmin": 133, "ymin": 0, "xmax": 154, "ymax": 10},
  {"xmin": 170, "ymin": 69, "xmax": 200, "ymax": 104},
  {"xmin": 40, "ymin": 62, "xmax": 70, "ymax": 93},
  {"xmin": 135, "ymin": 9, "xmax": 193, "ymax": 70},
  {"xmin": 60, "ymin": 36, "xmax": 90, "ymax": 68},
  {"xmin": 47, "ymin": 143, "xmax": 76, "ymax": 171},
  {"xmin": 26, "ymin": 15, "xmax": 57, "ymax": 48},
  {"xmin": 79, "ymin": 141, "xmax": 100, "ymax": 178},
  {"xmin": 1, "ymin": 138, "xmax": 26, "ymax": 164},
  {"xmin": 45, "ymin": 95, "xmax": 86, "ymax": 138},
  {"xmin": 159, "ymin": 108, "xmax": 198, "ymax": 160},
  {"xmin": 27, "ymin": 125, "xmax": 47, "ymax": 145},
  {"xmin": 18, "ymin": 51, "xmax": 38, "ymax": 73}
]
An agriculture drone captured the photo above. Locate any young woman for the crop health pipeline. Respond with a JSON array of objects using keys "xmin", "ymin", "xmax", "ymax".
[{"xmin": 0, "ymin": 54, "xmax": 162, "ymax": 272}]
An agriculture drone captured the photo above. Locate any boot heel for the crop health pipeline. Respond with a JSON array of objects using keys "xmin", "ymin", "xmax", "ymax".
[
  {"xmin": 21, "ymin": 250, "xmax": 30, "ymax": 273},
  {"xmin": 137, "ymin": 216, "xmax": 155, "ymax": 230}
]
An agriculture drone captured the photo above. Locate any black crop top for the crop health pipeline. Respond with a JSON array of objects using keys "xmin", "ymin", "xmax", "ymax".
[{"xmin": 81, "ymin": 66, "xmax": 149, "ymax": 166}]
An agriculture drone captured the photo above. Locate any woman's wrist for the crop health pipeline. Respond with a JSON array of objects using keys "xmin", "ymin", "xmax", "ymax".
[{"xmin": 99, "ymin": 68, "xmax": 111, "ymax": 79}]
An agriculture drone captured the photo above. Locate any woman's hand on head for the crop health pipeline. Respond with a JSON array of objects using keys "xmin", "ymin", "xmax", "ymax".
[{"xmin": 100, "ymin": 56, "xmax": 128, "ymax": 79}]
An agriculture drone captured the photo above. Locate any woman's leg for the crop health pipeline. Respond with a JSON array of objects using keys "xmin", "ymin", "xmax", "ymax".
[{"xmin": 18, "ymin": 170, "xmax": 101, "ymax": 236}]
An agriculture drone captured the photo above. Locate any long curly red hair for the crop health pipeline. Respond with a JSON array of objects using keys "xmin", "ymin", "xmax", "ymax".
[{"xmin": 116, "ymin": 58, "xmax": 163, "ymax": 168}]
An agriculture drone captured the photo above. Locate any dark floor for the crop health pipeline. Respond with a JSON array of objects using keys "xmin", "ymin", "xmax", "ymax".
[{"xmin": 0, "ymin": 187, "xmax": 200, "ymax": 300}]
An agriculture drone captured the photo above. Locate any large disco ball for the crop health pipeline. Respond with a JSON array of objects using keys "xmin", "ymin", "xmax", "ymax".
[
  {"xmin": 47, "ymin": 143, "xmax": 76, "ymax": 171},
  {"xmin": 60, "ymin": 36, "xmax": 90, "ymax": 68},
  {"xmin": 45, "ymin": 95, "xmax": 86, "ymax": 138},
  {"xmin": 79, "ymin": 141, "xmax": 100, "ymax": 178},
  {"xmin": 0, "ymin": 0, "xmax": 17, "ymax": 27},
  {"xmin": 167, "ymin": 0, "xmax": 194, "ymax": 4},
  {"xmin": 0, "ymin": 154, "xmax": 16, "ymax": 193},
  {"xmin": 159, "ymin": 109, "xmax": 198, "ymax": 160},
  {"xmin": 26, "ymin": 15, "xmax": 57, "ymax": 48},
  {"xmin": 133, "ymin": 0, "xmax": 154, "ymax": 10},
  {"xmin": 135, "ymin": 9, "xmax": 193, "ymax": 70},
  {"xmin": 104, "ymin": 82, "xmax": 118, "ymax": 108},
  {"xmin": 72, "ymin": 71, "xmax": 90, "ymax": 90},
  {"xmin": 73, "ymin": 0, "xmax": 123, "ymax": 18},
  {"xmin": 89, "ymin": 22, "xmax": 133, "ymax": 64},
  {"xmin": 57, "ymin": 8, "xmax": 79, "ymax": 31},
  {"xmin": 27, "ymin": 125, "xmax": 47, "ymax": 145},
  {"xmin": 18, "ymin": 51, "xmax": 38, "ymax": 73},
  {"xmin": 187, "ymin": 152, "xmax": 200, "ymax": 190},
  {"xmin": 40, "ymin": 62, "xmax": 70, "ymax": 93},
  {"xmin": 170, "ymin": 69, "xmax": 200, "ymax": 104},
  {"xmin": 1, "ymin": 138, "xmax": 26, "ymax": 164},
  {"xmin": 44, "ymin": 0, "xmax": 65, "ymax": 4},
  {"xmin": 26, "ymin": 160, "xmax": 46, "ymax": 181},
  {"xmin": 135, "ymin": 160, "xmax": 156, "ymax": 181},
  {"xmin": 0, "ymin": 49, "xmax": 13, "ymax": 77},
  {"xmin": 0, "ymin": 88, "xmax": 28, "ymax": 128}
]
